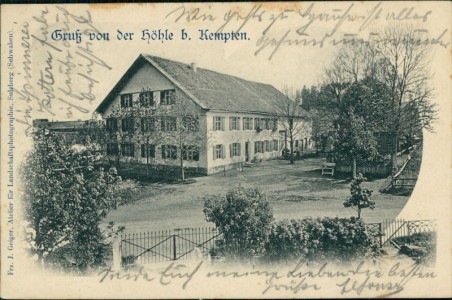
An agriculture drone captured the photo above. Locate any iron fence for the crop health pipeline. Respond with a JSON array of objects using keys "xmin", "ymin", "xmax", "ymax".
[
  {"xmin": 366, "ymin": 219, "xmax": 437, "ymax": 247},
  {"xmin": 121, "ymin": 227, "xmax": 221, "ymax": 265}
]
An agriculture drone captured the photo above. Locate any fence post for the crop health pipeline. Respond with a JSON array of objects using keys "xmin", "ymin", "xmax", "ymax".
[
  {"xmin": 407, "ymin": 221, "xmax": 411, "ymax": 237},
  {"xmin": 112, "ymin": 235, "xmax": 122, "ymax": 271},
  {"xmin": 172, "ymin": 235, "xmax": 177, "ymax": 260},
  {"xmin": 378, "ymin": 223, "xmax": 383, "ymax": 248}
]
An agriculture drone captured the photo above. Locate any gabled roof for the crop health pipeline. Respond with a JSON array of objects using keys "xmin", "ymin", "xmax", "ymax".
[{"xmin": 96, "ymin": 54, "xmax": 309, "ymax": 118}]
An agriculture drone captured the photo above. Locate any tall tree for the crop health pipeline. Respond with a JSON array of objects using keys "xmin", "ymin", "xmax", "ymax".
[
  {"xmin": 21, "ymin": 128, "xmax": 136, "ymax": 272},
  {"xmin": 278, "ymin": 86, "xmax": 311, "ymax": 164},
  {"xmin": 320, "ymin": 23, "xmax": 437, "ymax": 175},
  {"xmin": 158, "ymin": 91, "xmax": 205, "ymax": 181},
  {"xmin": 102, "ymin": 88, "xmax": 205, "ymax": 181}
]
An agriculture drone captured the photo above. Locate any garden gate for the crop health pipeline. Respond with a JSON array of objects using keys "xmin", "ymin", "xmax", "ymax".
[{"xmin": 120, "ymin": 227, "xmax": 221, "ymax": 265}]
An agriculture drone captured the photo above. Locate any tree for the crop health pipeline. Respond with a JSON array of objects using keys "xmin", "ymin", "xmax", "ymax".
[
  {"xmin": 334, "ymin": 111, "xmax": 378, "ymax": 178},
  {"xmin": 322, "ymin": 24, "xmax": 437, "ymax": 172},
  {"xmin": 159, "ymin": 92, "xmax": 205, "ymax": 181},
  {"xmin": 21, "ymin": 128, "xmax": 137, "ymax": 272},
  {"xmin": 343, "ymin": 173, "xmax": 375, "ymax": 219},
  {"xmin": 203, "ymin": 187, "xmax": 274, "ymax": 259},
  {"xmin": 278, "ymin": 86, "xmax": 311, "ymax": 164},
  {"xmin": 102, "ymin": 88, "xmax": 205, "ymax": 181},
  {"xmin": 372, "ymin": 24, "xmax": 437, "ymax": 170}
]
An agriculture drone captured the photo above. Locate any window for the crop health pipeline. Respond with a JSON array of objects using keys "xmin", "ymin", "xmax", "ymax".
[
  {"xmin": 141, "ymin": 144, "xmax": 155, "ymax": 158},
  {"xmin": 106, "ymin": 118, "xmax": 118, "ymax": 132},
  {"xmin": 121, "ymin": 117, "xmax": 134, "ymax": 132},
  {"xmin": 213, "ymin": 144, "xmax": 225, "ymax": 160},
  {"xmin": 230, "ymin": 142, "xmax": 241, "ymax": 157},
  {"xmin": 182, "ymin": 116, "xmax": 199, "ymax": 132},
  {"xmin": 106, "ymin": 143, "xmax": 118, "ymax": 155},
  {"xmin": 243, "ymin": 117, "xmax": 253, "ymax": 130},
  {"xmin": 265, "ymin": 119, "xmax": 272, "ymax": 130},
  {"xmin": 160, "ymin": 89, "xmax": 175, "ymax": 105},
  {"xmin": 140, "ymin": 90, "xmax": 154, "ymax": 107},
  {"xmin": 230, "ymin": 116, "xmax": 240, "ymax": 130},
  {"xmin": 182, "ymin": 145, "xmax": 200, "ymax": 161},
  {"xmin": 272, "ymin": 119, "xmax": 278, "ymax": 131},
  {"xmin": 141, "ymin": 117, "xmax": 155, "ymax": 132},
  {"xmin": 272, "ymin": 140, "xmax": 278, "ymax": 151},
  {"xmin": 121, "ymin": 143, "xmax": 135, "ymax": 157},
  {"xmin": 162, "ymin": 145, "xmax": 177, "ymax": 159},
  {"xmin": 161, "ymin": 117, "xmax": 177, "ymax": 132},
  {"xmin": 213, "ymin": 116, "xmax": 225, "ymax": 131},
  {"xmin": 265, "ymin": 140, "xmax": 270, "ymax": 152},
  {"xmin": 254, "ymin": 118, "xmax": 260, "ymax": 130},
  {"xmin": 120, "ymin": 94, "xmax": 133, "ymax": 108},
  {"xmin": 254, "ymin": 141, "xmax": 264, "ymax": 153}
]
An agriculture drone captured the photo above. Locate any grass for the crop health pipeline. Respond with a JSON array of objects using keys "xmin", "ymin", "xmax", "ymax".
[{"xmin": 103, "ymin": 157, "xmax": 410, "ymax": 233}]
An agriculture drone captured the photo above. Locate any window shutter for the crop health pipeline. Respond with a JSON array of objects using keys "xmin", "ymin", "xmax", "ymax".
[
  {"xmin": 239, "ymin": 143, "xmax": 241, "ymax": 156},
  {"xmin": 229, "ymin": 144, "xmax": 232, "ymax": 158},
  {"xmin": 213, "ymin": 117, "xmax": 216, "ymax": 130},
  {"xmin": 229, "ymin": 117, "xmax": 232, "ymax": 130},
  {"xmin": 254, "ymin": 142, "xmax": 257, "ymax": 154},
  {"xmin": 160, "ymin": 90, "xmax": 164, "ymax": 104},
  {"xmin": 154, "ymin": 92, "xmax": 160, "ymax": 106},
  {"xmin": 213, "ymin": 146, "xmax": 216, "ymax": 160},
  {"xmin": 222, "ymin": 145, "xmax": 226, "ymax": 159},
  {"xmin": 221, "ymin": 117, "xmax": 225, "ymax": 131}
]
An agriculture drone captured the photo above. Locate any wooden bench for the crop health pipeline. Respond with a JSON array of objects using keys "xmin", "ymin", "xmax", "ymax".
[{"xmin": 322, "ymin": 162, "xmax": 336, "ymax": 176}]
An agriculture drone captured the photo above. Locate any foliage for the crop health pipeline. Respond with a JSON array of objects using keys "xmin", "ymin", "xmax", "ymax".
[
  {"xmin": 203, "ymin": 187, "xmax": 274, "ymax": 260},
  {"xmin": 343, "ymin": 174, "xmax": 375, "ymax": 219},
  {"xmin": 263, "ymin": 217, "xmax": 382, "ymax": 263},
  {"xmin": 21, "ymin": 129, "xmax": 137, "ymax": 273},
  {"xmin": 393, "ymin": 232, "xmax": 436, "ymax": 265}
]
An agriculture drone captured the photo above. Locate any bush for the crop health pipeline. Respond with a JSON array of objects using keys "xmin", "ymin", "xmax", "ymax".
[
  {"xmin": 263, "ymin": 217, "xmax": 382, "ymax": 263},
  {"xmin": 203, "ymin": 187, "xmax": 273, "ymax": 260},
  {"xmin": 393, "ymin": 232, "xmax": 436, "ymax": 265}
]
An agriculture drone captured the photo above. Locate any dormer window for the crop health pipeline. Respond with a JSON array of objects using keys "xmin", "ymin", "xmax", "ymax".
[
  {"xmin": 120, "ymin": 94, "xmax": 133, "ymax": 108},
  {"xmin": 160, "ymin": 89, "xmax": 175, "ymax": 105}
]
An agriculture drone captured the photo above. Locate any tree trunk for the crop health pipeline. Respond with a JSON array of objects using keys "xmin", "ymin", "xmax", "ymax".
[
  {"xmin": 352, "ymin": 158, "xmax": 357, "ymax": 179},
  {"xmin": 357, "ymin": 207, "xmax": 361, "ymax": 219},
  {"xmin": 289, "ymin": 137, "xmax": 294, "ymax": 164},
  {"xmin": 180, "ymin": 157, "xmax": 185, "ymax": 182}
]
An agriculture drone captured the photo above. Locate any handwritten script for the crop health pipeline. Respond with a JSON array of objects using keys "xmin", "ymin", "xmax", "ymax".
[
  {"xmin": 14, "ymin": 6, "xmax": 112, "ymax": 135},
  {"xmin": 166, "ymin": 2, "xmax": 450, "ymax": 60},
  {"xmin": 98, "ymin": 260, "xmax": 436, "ymax": 297}
]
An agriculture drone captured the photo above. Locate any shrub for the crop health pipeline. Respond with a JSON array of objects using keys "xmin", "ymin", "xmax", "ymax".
[
  {"xmin": 263, "ymin": 217, "xmax": 382, "ymax": 263},
  {"xmin": 393, "ymin": 232, "xmax": 436, "ymax": 265},
  {"xmin": 343, "ymin": 173, "xmax": 375, "ymax": 219},
  {"xmin": 203, "ymin": 187, "xmax": 273, "ymax": 260}
]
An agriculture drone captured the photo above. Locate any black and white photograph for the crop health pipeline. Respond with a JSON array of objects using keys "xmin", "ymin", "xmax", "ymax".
[{"xmin": 1, "ymin": 2, "xmax": 451, "ymax": 298}]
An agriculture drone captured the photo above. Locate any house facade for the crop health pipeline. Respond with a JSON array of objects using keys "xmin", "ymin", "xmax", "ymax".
[{"xmin": 95, "ymin": 54, "xmax": 313, "ymax": 175}]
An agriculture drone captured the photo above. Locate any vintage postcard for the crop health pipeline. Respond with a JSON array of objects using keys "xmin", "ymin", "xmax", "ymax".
[{"xmin": 1, "ymin": 1, "xmax": 451, "ymax": 298}]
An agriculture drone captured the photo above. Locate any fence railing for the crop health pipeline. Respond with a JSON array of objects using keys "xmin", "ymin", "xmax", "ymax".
[
  {"xmin": 366, "ymin": 219, "xmax": 437, "ymax": 247},
  {"xmin": 120, "ymin": 227, "xmax": 221, "ymax": 265},
  {"xmin": 117, "ymin": 220, "xmax": 437, "ymax": 267}
]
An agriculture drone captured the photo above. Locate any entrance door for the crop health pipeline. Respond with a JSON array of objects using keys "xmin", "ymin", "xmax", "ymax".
[{"xmin": 245, "ymin": 142, "xmax": 250, "ymax": 162}]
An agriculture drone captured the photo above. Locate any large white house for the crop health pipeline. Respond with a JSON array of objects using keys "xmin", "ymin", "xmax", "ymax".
[{"xmin": 95, "ymin": 54, "xmax": 313, "ymax": 175}]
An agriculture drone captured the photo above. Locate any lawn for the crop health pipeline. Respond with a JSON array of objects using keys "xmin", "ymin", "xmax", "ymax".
[{"xmin": 103, "ymin": 157, "xmax": 410, "ymax": 233}]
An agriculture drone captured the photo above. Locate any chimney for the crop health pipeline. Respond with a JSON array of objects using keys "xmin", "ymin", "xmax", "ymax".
[{"xmin": 190, "ymin": 62, "xmax": 197, "ymax": 73}]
